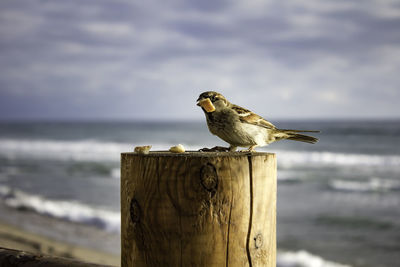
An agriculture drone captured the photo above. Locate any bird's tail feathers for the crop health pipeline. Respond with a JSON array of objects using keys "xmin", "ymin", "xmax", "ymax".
[
  {"xmin": 279, "ymin": 129, "xmax": 320, "ymax": 133},
  {"xmin": 286, "ymin": 133, "xmax": 318, "ymax": 144},
  {"xmin": 276, "ymin": 129, "xmax": 319, "ymax": 144}
]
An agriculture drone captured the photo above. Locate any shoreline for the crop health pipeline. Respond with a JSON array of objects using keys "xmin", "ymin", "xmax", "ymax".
[
  {"xmin": 0, "ymin": 221, "xmax": 120, "ymax": 266},
  {"xmin": 0, "ymin": 220, "xmax": 120, "ymax": 266},
  {"xmin": 0, "ymin": 201, "xmax": 120, "ymax": 266}
]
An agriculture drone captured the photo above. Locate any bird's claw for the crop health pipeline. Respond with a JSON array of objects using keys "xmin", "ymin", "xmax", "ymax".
[
  {"xmin": 239, "ymin": 146, "xmax": 257, "ymax": 152},
  {"xmin": 198, "ymin": 146, "xmax": 230, "ymax": 152}
]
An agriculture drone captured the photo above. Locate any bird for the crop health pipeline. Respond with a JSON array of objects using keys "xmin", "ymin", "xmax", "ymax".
[{"xmin": 197, "ymin": 91, "xmax": 319, "ymax": 152}]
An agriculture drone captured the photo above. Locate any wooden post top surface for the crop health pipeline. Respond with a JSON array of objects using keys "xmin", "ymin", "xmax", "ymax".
[{"xmin": 121, "ymin": 151, "xmax": 275, "ymax": 157}]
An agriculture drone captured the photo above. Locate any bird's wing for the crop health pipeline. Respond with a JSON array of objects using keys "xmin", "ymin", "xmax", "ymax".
[{"xmin": 232, "ymin": 105, "xmax": 276, "ymax": 129}]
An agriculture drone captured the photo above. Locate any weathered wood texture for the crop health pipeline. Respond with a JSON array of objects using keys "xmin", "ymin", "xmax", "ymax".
[
  {"xmin": 121, "ymin": 152, "xmax": 276, "ymax": 267},
  {"xmin": 0, "ymin": 247, "xmax": 113, "ymax": 267}
]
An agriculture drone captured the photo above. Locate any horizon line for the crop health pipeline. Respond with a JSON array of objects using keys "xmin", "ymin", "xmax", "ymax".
[{"xmin": 0, "ymin": 117, "xmax": 400, "ymax": 123}]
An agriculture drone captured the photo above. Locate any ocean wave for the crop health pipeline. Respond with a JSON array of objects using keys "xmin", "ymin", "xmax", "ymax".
[
  {"xmin": 110, "ymin": 167, "xmax": 120, "ymax": 179},
  {"xmin": 0, "ymin": 138, "xmax": 197, "ymax": 162},
  {"xmin": 278, "ymin": 170, "xmax": 305, "ymax": 182},
  {"xmin": 0, "ymin": 185, "xmax": 120, "ymax": 233},
  {"xmin": 1, "ymin": 138, "xmax": 400, "ymax": 169},
  {"xmin": 329, "ymin": 178, "xmax": 400, "ymax": 192},
  {"xmin": 0, "ymin": 138, "xmax": 130, "ymax": 162},
  {"xmin": 277, "ymin": 250, "xmax": 351, "ymax": 267},
  {"xmin": 274, "ymin": 150, "xmax": 400, "ymax": 168}
]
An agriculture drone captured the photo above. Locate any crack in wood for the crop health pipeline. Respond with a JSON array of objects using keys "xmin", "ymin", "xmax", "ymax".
[
  {"xmin": 225, "ymin": 157, "xmax": 234, "ymax": 267},
  {"xmin": 246, "ymin": 155, "xmax": 254, "ymax": 267}
]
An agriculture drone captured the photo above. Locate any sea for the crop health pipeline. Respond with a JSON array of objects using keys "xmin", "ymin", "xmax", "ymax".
[{"xmin": 0, "ymin": 120, "xmax": 399, "ymax": 267}]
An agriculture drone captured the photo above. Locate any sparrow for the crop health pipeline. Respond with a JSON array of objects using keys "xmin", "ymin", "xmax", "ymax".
[{"xmin": 197, "ymin": 91, "xmax": 319, "ymax": 152}]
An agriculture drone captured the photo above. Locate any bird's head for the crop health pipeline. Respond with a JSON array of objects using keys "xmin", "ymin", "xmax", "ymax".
[{"xmin": 196, "ymin": 91, "xmax": 228, "ymax": 113}]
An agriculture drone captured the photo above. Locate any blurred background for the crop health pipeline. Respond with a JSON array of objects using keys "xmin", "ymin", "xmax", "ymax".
[{"xmin": 0, "ymin": 0, "xmax": 399, "ymax": 266}]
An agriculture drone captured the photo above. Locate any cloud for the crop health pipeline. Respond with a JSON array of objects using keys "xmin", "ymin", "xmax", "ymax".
[
  {"xmin": 82, "ymin": 22, "xmax": 135, "ymax": 37},
  {"xmin": 0, "ymin": 0, "xmax": 399, "ymax": 120}
]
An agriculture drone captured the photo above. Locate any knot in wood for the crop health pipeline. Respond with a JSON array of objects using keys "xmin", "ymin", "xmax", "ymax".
[
  {"xmin": 254, "ymin": 233, "xmax": 263, "ymax": 249},
  {"xmin": 130, "ymin": 198, "xmax": 141, "ymax": 224},
  {"xmin": 200, "ymin": 163, "xmax": 218, "ymax": 192}
]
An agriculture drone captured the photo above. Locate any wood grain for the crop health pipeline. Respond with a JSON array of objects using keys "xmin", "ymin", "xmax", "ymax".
[{"xmin": 121, "ymin": 152, "xmax": 276, "ymax": 267}]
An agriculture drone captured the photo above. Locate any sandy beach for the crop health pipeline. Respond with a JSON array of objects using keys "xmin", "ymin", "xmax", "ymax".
[
  {"xmin": 0, "ymin": 203, "xmax": 120, "ymax": 266},
  {"xmin": 0, "ymin": 223, "xmax": 119, "ymax": 266}
]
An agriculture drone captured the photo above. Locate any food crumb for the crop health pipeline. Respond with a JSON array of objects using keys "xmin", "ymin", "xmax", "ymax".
[
  {"xmin": 134, "ymin": 145, "xmax": 152, "ymax": 154},
  {"xmin": 169, "ymin": 144, "xmax": 185, "ymax": 153}
]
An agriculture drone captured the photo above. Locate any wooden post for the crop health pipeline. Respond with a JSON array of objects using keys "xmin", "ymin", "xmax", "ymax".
[{"xmin": 121, "ymin": 151, "xmax": 276, "ymax": 267}]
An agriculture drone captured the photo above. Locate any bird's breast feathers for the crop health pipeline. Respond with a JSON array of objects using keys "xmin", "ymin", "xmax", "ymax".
[{"xmin": 206, "ymin": 109, "xmax": 271, "ymax": 146}]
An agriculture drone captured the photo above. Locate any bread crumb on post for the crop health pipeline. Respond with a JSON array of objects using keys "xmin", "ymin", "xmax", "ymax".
[
  {"xmin": 169, "ymin": 144, "xmax": 185, "ymax": 153},
  {"xmin": 134, "ymin": 145, "xmax": 152, "ymax": 154}
]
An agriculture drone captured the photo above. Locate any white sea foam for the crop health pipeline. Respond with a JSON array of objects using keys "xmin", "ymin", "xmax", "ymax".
[
  {"xmin": 0, "ymin": 138, "xmax": 198, "ymax": 162},
  {"xmin": 277, "ymin": 170, "xmax": 305, "ymax": 182},
  {"xmin": 110, "ymin": 168, "xmax": 120, "ymax": 179},
  {"xmin": 1, "ymin": 138, "xmax": 400, "ymax": 169},
  {"xmin": 274, "ymin": 150, "xmax": 400, "ymax": 168},
  {"xmin": 277, "ymin": 250, "xmax": 351, "ymax": 267},
  {"xmin": 0, "ymin": 185, "xmax": 120, "ymax": 233},
  {"xmin": 0, "ymin": 138, "xmax": 129, "ymax": 162},
  {"xmin": 329, "ymin": 178, "xmax": 400, "ymax": 192}
]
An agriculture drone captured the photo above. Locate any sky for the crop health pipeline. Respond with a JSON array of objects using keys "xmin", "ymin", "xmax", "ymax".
[{"xmin": 0, "ymin": 0, "xmax": 399, "ymax": 121}]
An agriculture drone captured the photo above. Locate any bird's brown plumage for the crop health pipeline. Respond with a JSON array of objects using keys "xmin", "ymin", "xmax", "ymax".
[{"xmin": 197, "ymin": 91, "xmax": 319, "ymax": 151}]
